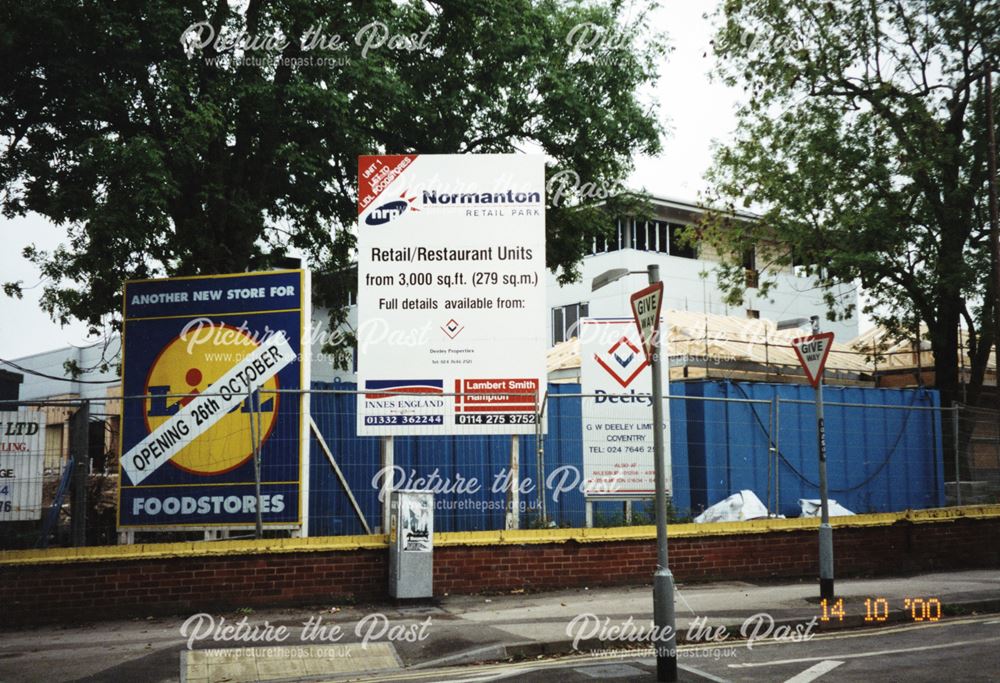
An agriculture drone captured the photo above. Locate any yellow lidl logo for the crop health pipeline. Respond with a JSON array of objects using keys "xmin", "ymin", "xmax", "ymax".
[{"xmin": 143, "ymin": 325, "xmax": 279, "ymax": 476}]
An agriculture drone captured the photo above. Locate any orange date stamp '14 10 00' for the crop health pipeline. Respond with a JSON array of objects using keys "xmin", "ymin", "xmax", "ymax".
[{"xmin": 820, "ymin": 597, "xmax": 943, "ymax": 623}]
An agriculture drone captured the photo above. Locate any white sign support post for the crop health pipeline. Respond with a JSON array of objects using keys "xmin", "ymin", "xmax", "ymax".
[
  {"xmin": 506, "ymin": 435, "xmax": 520, "ymax": 530},
  {"xmin": 381, "ymin": 436, "xmax": 394, "ymax": 534},
  {"xmin": 792, "ymin": 327, "xmax": 836, "ymax": 600},
  {"xmin": 630, "ymin": 270, "xmax": 675, "ymax": 683}
]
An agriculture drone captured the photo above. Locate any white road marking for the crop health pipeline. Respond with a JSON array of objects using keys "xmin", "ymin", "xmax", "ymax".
[
  {"xmin": 680, "ymin": 663, "xmax": 733, "ymax": 682},
  {"xmin": 782, "ymin": 659, "xmax": 844, "ymax": 683},
  {"xmin": 729, "ymin": 636, "xmax": 1000, "ymax": 669}
]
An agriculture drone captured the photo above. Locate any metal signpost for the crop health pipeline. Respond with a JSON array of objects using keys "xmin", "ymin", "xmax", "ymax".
[
  {"xmin": 633, "ymin": 272, "xmax": 677, "ymax": 682},
  {"xmin": 791, "ymin": 328, "xmax": 836, "ymax": 600},
  {"xmin": 593, "ymin": 265, "xmax": 675, "ymax": 682}
]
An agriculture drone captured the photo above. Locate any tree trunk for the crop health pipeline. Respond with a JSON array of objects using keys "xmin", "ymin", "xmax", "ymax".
[{"xmin": 930, "ymin": 301, "xmax": 962, "ymax": 482}]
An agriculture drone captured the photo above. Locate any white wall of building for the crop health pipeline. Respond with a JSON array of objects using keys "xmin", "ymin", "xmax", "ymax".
[
  {"xmin": 13, "ymin": 305, "xmax": 361, "ymax": 399},
  {"xmin": 547, "ymin": 248, "xmax": 859, "ymax": 343},
  {"xmin": 13, "ymin": 342, "xmax": 120, "ymax": 401}
]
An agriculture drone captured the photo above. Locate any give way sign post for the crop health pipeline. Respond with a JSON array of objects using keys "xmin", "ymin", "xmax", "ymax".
[
  {"xmin": 629, "ymin": 276, "xmax": 677, "ymax": 682},
  {"xmin": 791, "ymin": 330, "xmax": 836, "ymax": 601}
]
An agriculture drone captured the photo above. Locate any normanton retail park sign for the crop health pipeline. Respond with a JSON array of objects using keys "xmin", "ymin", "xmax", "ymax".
[{"xmin": 356, "ymin": 154, "xmax": 547, "ymax": 436}]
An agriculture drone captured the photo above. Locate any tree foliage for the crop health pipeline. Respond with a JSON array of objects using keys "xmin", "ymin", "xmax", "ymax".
[
  {"xmin": 704, "ymin": 0, "xmax": 999, "ymax": 403},
  {"xmin": 0, "ymin": 0, "xmax": 664, "ymax": 367}
]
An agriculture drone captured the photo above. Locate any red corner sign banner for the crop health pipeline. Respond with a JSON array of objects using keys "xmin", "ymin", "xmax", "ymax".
[
  {"xmin": 630, "ymin": 281, "xmax": 664, "ymax": 362},
  {"xmin": 792, "ymin": 332, "xmax": 835, "ymax": 387},
  {"xmin": 357, "ymin": 154, "xmax": 418, "ymax": 214}
]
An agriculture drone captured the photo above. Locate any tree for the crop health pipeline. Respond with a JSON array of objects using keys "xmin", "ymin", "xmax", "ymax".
[
  {"xmin": 703, "ymin": 0, "xmax": 999, "ymax": 406},
  {"xmin": 0, "ymin": 0, "xmax": 664, "ymax": 368}
]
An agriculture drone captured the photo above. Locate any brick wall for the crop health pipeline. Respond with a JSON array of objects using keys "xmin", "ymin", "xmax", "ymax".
[{"xmin": 2, "ymin": 518, "xmax": 997, "ymax": 626}]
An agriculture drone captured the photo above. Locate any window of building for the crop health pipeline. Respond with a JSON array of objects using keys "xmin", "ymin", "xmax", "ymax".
[
  {"xmin": 742, "ymin": 247, "xmax": 758, "ymax": 288},
  {"xmin": 589, "ymin": 218, "xmax": 699, "ymax": 257},
  {"xmin": 44, "ymin": 423, "xmax": 63, "ymax": 473},
  {"xmin": 746, "ymin": 309, "xmax": 760, "ymax": 319},
  {"xmin": 592, "ymin": 220, "xmax": 622, "ymax": 254},
  {"xmin": 552, "ymin": 302, "xmax": 589, "ymax": 345},
  {"xmin": 634, "ymin": 220, "xmax": 649, "ymax": 251},
  {"xmin": 669, "ymin": 223, "xmax": 697, "ymax": 258},
  {"xmin": 791, "ymin": 250, "xmax": 810, "ymax": 277},
  {"xmin": 656, "ymin": 221, "xmax": 669, "ymax": 253}
]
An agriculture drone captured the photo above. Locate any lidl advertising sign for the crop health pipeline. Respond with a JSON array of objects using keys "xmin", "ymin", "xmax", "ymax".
[
  {"xmin": 356, "ymin": 154, "xmax": 547, "ymax": 435},
  {"xmin": 118, "ymin": 270, "xmax": 309, "ymax": 528}
]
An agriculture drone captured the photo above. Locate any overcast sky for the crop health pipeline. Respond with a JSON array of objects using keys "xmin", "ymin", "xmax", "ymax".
[{"xmin": 0, "ymin": 1, "xmax": 756, "ymax": 362}]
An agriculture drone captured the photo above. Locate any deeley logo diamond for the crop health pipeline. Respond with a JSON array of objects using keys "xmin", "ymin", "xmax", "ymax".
[
  {"xmin": 441, "ymin": 318, "xmax": 464, "ymax": 339},
  {"xmin": 594, "ymin": 336, "xmax": 648, "ymax": 388}
]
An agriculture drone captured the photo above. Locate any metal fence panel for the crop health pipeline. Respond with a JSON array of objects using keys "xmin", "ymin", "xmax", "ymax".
[
  {"xmin": 957, "ymin": 405, "xmax": 1000, "ymax": 504},
  {"xmin": 0, "ymin": 380, "xmax": 965, "ymax": 550}
]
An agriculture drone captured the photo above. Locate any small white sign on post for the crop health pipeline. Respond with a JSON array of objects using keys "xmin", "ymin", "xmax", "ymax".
[
  {"xmin": 399, "ymin": 491, "xmax": 433, "ymax": 552},
  {"xmin": 629, "ymin": 282, "xmax": 664, "ymax": 361},
  {"xmin": 0, "ymin": 412, "xmax": 45, "ymax": 521},
  {"xmin": 792, "ymin": 332, "xmax": 835, "ymax": 387},
  {"xmin": 580, "ymin": 318, "xmax": 664, "ymax": 497}
]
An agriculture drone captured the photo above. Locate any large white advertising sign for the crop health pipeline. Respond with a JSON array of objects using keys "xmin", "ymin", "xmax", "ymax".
[
  {"xmin": 580, "ymin": 318, "xmax": 670, "ymax": 497},
  {"xmin": 0, "ymin": 412, "xmax": 45, "ymax": 521},
  {"xmin": 356, "ymin": 154, "xmax": 546, "ymax": 435}
]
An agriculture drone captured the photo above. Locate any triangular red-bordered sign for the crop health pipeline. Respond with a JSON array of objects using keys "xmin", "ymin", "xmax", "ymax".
[
  {"xmin": 629, "ymin": 282, "xmax": 664, "ymax": 362},
  {"xmin": 791, "ymin": 332, "xmax": 835, "ymax": 387}
]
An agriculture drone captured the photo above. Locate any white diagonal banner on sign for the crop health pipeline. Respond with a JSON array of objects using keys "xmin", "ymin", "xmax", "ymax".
[{"xmin": 121, "ymin": 333, "xmax": 296, "ymax": 485}]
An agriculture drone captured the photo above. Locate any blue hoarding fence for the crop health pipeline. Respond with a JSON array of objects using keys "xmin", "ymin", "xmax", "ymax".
[
  {"xmin": 304, "ymin": 381, "xmax": 945, "ymax": 536},
  {"xmin": 677, "ymin": 381, "xmax": 944, "ymax": 517},
  {"xmin": 0, "ymin": 379, "xmax": 954, "ymax": 550}
]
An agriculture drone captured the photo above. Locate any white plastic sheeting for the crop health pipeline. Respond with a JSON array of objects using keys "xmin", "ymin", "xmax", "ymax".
[
  {"xmin": 798, "ymin": 499, "xmax": 855, "ymax": 517},
  {"xmin": 693, "ymin": 489, "xmax": 770, "ymax": 523}
]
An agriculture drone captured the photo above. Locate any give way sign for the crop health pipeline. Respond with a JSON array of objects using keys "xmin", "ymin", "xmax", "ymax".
[
  {"xmin": 630, "ymin": 281, "xmax": 664, "ymax": 362},
  {"xmin": 791, "ymin": 332, "xmax": 834, "ymax": 387}
]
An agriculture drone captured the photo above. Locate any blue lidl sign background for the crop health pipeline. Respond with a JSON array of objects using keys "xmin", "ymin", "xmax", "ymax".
[{"xmin": 118, "ymin": 270, "xmax": 308, "ymax": 528}]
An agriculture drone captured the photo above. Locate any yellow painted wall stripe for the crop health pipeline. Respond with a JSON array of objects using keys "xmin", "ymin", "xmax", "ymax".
[{"xmin": 2, "ymin": 505, "xmax": 998, "ymax": 567}]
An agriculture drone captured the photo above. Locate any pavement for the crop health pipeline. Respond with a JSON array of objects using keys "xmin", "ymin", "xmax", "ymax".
[{"xmin": 0, "ymin": 569, "xmax": 997, "ymax": 682}]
